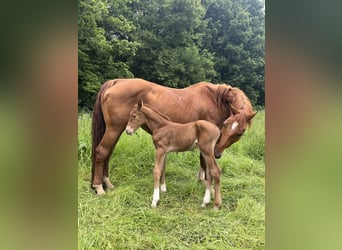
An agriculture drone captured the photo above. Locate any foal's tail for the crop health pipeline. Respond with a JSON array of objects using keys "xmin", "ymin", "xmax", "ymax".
[{"xmin": 91, "ymin": 80, "xmax": 116, "ymax": 185}]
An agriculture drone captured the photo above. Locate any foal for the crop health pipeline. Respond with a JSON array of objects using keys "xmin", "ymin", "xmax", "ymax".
[{"xmin": 125, "ymin": 99, "xmax": 222, "ymax": 209}]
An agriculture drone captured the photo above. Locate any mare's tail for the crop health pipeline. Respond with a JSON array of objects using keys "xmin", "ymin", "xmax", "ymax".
[{"xmin": 91, "ymin": 80, "xmax": 116, "ymax": 185}]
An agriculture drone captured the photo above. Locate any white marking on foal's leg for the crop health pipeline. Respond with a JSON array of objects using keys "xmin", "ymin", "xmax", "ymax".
[
  {"xmin": 201, "ymin": 189, "xmax": 211, "ymax": 208},
  {"xmin": 232, "ymin": 121, "xmax": 239, "ymax": 130},
  {"xmin": 160, "ymin": 183, "xmax": 167, "ymax": 192},
  {"xmin": 93, "ymin": 184, "xmax": 105, "ymax": 195},
  {"xmin": 151, "ymin": 188, "xmax": 160, "ymax": 207},
  {"xmin": 103, "ymin": 177, "xmax": 114, "ymax": 189}
]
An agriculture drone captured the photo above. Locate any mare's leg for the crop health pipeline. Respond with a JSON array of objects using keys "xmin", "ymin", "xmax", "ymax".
[
  {"xmin": 198, "ymin": 153, "xmax": 207, "ymax": 184},
  {"xmin": 103, "ymin": 157, "xmax": 113, "ymax": 189},
  {"xmin": 201, "ymin": 159, "xmax": 212, "ymax": 208},
  {"xmin": 102, "ymin": 128, "xmax": 124, "ymax": 189},
  {"xmin": 160, "ymin": 155, "xmax": 167, "ymax": 192},
  {"xmin": 93, "ymin": 128, "xmax": 123, "ymax": 195},
  {"xmin": 152, "ymin": 148, "xmax": 166, "ymax": 207}
]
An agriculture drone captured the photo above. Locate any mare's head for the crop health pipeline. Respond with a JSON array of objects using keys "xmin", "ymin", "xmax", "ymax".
[
  {"xmin": 126, "ymin": 99, "xmax": 146, "ymax": 135},
  {"xmin": 214, "ymin": 109, "xmax": 256, "ymax": 158},
  {"xmin": 214, "ymin": 87, "xmax": 257, "ymax": 159}
]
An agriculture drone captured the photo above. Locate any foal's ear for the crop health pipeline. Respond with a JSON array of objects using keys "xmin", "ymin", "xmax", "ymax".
[{"xmin": 137, "ymin": 99, "xmax": 143, "ymax": 110}]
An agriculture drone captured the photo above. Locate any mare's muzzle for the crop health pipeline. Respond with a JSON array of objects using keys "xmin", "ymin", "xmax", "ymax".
[
  {"xmin": 125, "ymin": 127, "xmax": 134, "ymax": 135},
  {"xmin": 214, "ymin": 149, "xmax": 221, "ymax": 159}
]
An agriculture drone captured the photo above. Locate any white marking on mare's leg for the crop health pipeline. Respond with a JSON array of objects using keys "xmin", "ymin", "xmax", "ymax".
[
  {"xmin": 197, "ymin": 168, "xmax": 206, "ymax": 183},
  {"xmin": 232, "ymin": 121, "xmax": 239, "ymax": 130},
  {"xmin": 103, "ymin": 177, "xmax": 114, "ymax": 189},
  {"xmin": 160, "ymin": 183, "xmax": 167, "ymax": 192},
  {"xmin": 151, "ymin": 188, "xmax": 160, "ymax": 207},
  {"xmin": 93, "ymin": 184, "xmax": 105, "ymax": 195},
  {"xmin": 201, "ymin": 189, "xmax": 211, "ymax": 208}
]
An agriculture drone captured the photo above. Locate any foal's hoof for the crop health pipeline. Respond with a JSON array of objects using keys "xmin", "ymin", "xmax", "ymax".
[
  {"xmin": 213, "ymin": 203, "xmax": 221, "ymax": 210},
  {"xmin": 151, "ymin": 200, "xmax": 158, "ymax": 208}
]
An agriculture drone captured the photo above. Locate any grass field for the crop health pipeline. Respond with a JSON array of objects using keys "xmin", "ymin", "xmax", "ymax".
[{"xmin": 78, "ymin": 111, "xmax": 265, "ymax": 249}]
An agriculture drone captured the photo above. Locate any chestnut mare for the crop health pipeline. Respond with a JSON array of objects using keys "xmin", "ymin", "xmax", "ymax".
[
  {"xmin": 91, "ymin": 78, "xmax": 256, "ymax": 195},
  {"xmin": 126, "ymin": 99, "xmax": 221, "ymax": 208}
]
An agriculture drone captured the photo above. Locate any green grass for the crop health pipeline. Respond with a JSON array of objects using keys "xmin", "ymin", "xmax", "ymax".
[{"xmin": 78, "ymin": 111, "xmax": 265, "ymax": 249}]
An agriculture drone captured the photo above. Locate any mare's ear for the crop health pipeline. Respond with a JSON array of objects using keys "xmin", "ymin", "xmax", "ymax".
[
  {"xmin": 247, "ymin": 111, "xmax": 257, "ymax": 121},
  {"xmin": 137, "ymin": 99, "xmax": 143, "ymax": 110}
]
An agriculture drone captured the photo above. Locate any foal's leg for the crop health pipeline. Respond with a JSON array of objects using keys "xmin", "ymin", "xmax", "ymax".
[
  {"xmin": 199, "ymin": 152, "xmax": 214, "ymax": 208},
  {"xmin": 151, "ymin": 148, "xmax": 166, "ymax": 207},
  {"xmin": 200, "ymin": 150, "xmax": 222, "ymax": 209},
  {"xmin": 202, "ymin": 147, "xmax": 222, "ymax": 209},
  {"xmin": 160, "ymin": 155, "xmax": 167, "ymax": 192}
]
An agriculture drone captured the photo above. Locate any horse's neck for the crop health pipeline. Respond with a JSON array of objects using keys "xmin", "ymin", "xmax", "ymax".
[{"xmin": 142, "ymin": 107, "xmax": 170, "ymax": 132}]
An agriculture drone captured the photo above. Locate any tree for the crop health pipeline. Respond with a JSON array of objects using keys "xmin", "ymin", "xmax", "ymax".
[
  {"xmin": 130, "ymin": 0, "xmax": 217, "ymax": 87},
  {"xmin": 78, "ymin": 0, "xmax": 265, "ymax": 109},
  {"xmin": 204, "ymin": 0, "xmax": 265, "ymax": 106},
  {"xmin": 78, "ymin": 0, "xmax": 139, "ymax": 109}
]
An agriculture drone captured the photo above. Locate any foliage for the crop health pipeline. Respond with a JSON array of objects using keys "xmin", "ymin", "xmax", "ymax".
[
  {"xmin": 78, "ymin": 0, "xmax": 265, "ymax": 109},
  {"xmin": 78, "ymin": 110, "xmax": 265, "ymax": 248}
]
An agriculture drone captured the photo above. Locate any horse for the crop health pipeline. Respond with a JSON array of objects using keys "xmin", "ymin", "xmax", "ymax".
[
  {"xmin": 91, "ymin": 78, "xmax": 256, "ymax": 195},
  {"xmin": 126, "ymin": 99, "xmax": 222, "ymax": 208}
]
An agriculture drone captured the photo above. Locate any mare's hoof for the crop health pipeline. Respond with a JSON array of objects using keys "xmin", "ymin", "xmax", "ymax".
[
  {"xmin": 96, "ymin": 190, "xmax": 105, "ymax": 195},
  {"xmin": 105, "ymin": 183, "xmax": 114, "ymax": 189},
  {"xmin": 103, "ymin": 177, "xmax": 114, "ymax": 189},
  {"xmin": 93, "ymin": 184, "xmax": 105, "ymax": 195}
]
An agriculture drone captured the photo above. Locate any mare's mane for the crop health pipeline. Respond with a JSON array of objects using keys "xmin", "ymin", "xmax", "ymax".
[
  {"xmin": 214, "ymin": 84, "xmax": 254, "ymax": 126},
  {"xmin": 215, "ymin": 84, "xmax": 232, "ymax": 109},
  {"xmin": 230, "ymin": 88, "xmax": 254, "ymax": 126}
]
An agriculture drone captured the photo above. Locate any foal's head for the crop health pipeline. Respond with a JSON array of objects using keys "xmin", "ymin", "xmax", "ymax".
[
  {"xmin": 125, "ymin": 99, "xmax": 146, "ymax": 135},
  {"xmin": 214, "ymin": 108, "xmax": 257, "ymax": 159}
]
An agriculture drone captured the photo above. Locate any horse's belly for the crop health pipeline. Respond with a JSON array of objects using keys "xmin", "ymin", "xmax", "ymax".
[{"xmin": 168, "ymin": 139, "xmax": 198, "ymax": 152}]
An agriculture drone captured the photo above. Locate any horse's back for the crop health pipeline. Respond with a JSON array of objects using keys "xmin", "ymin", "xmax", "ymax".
[
  {"xmin": 195, "ymin": 120, "xmax": 220, "ymax": 138},
  {"xmin": 100, "ymin": 78, "xmax": 228, "ymax": 128},
  {"xmin": 103, "ymin": 78, "xmax": 154, "ymax": 98}
]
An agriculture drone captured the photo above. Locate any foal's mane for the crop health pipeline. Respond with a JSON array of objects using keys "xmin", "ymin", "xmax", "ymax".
[{"xmin": 140, "ymin": 104, "xmax": 171, "ymax": 121}]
